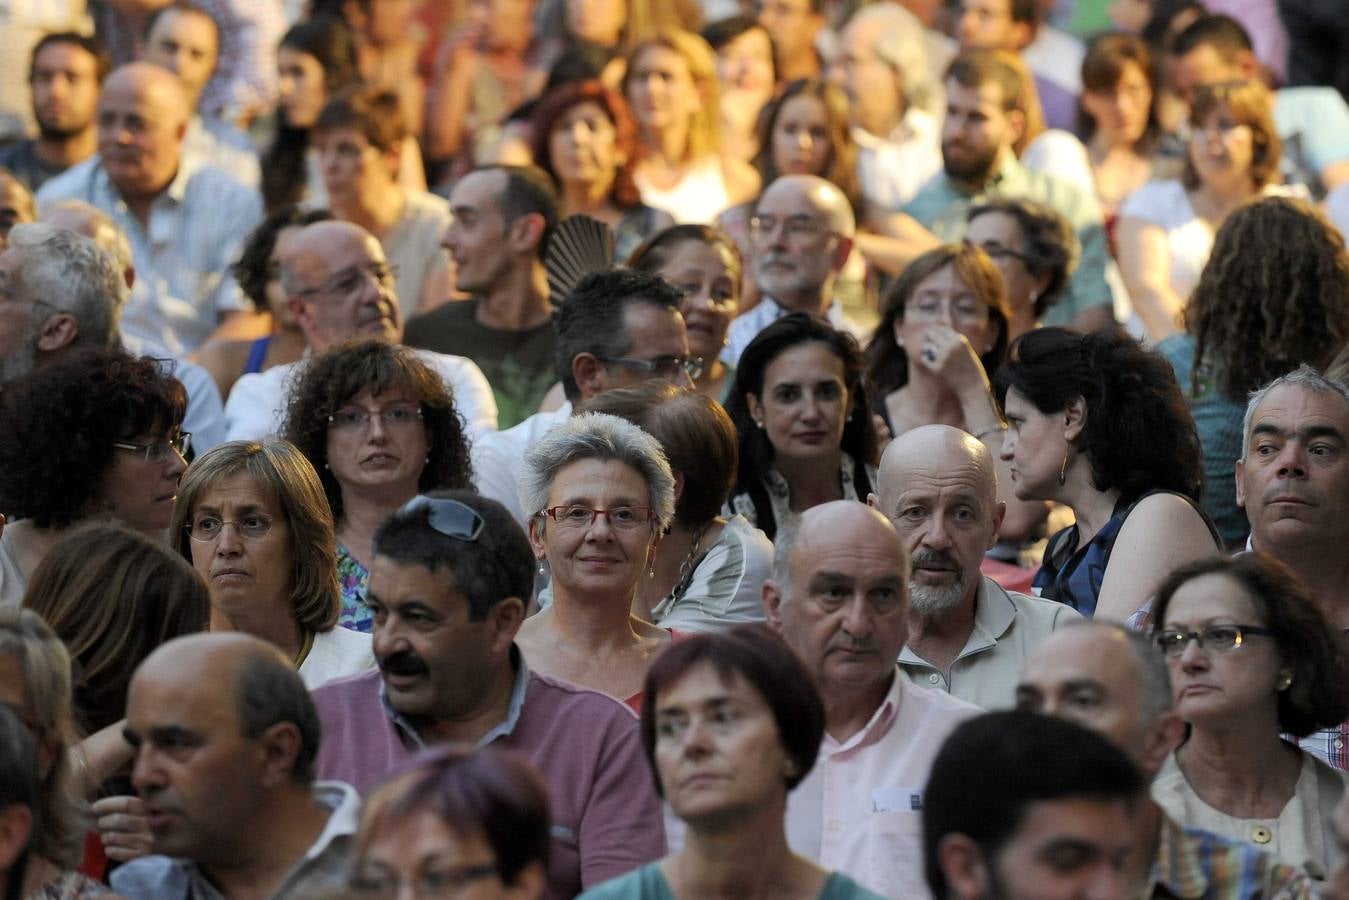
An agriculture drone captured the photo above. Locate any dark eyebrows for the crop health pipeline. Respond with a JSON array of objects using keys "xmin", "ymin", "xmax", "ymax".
[{"xmin": 1304, "ymin": 425, "xmax": 1347, "ymax": 443}]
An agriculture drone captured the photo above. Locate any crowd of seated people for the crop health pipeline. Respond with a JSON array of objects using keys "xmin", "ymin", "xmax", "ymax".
[{"xmin": 4, "ymin": 0, "xmax": 1349, "ymax": 897}]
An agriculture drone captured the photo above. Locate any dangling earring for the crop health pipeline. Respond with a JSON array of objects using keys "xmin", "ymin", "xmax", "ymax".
[
  {"xmin": 537, "ymin": 559, "xmax": 546, "ymax": 576},
  {"xmin": 1058, "ymin": 449, "xmax": 1069, "ymax": 486},
  {"xmin": 1277, "ymin": 672, "xmax": 1293, "ymax": 691}
]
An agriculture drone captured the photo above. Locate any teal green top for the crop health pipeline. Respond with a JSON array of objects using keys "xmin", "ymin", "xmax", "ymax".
[{"xmin": 578, "ymin": 864, "xmax": 888, "ymax": 900}]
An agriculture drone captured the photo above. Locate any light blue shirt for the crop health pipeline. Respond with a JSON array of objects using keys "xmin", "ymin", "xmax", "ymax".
[{"xmin": 37, "ymin": 155, "xmax": 263, "ymax": 354}]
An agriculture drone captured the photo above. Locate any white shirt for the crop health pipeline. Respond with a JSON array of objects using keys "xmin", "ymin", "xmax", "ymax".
[
  {"xmin": 471, "ymin": 402, "xmax": 572, "ymax": 527},
  {"xmin": 300, "ymin": 627, "xmax": 374, "ymax": 690},
  {"xmin": 854, "ymin": 107, "xmax": 943, "ymax": 212},
  {"xmin": 722, "ymin": 296, "xmax": 854, "ymax": 367},
  {"xmin": 224, "ymin": 349, "xmax": 498, "ymax": 444}
]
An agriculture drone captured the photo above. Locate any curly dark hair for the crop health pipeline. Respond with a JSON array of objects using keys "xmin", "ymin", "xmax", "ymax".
[
  {"xmin": 726, "ymin": 313, "xmax": 877, "ymax": 540},
  {"xmin": 279, "ymin": 340, "xmax": 473, "ymax": 523},
  {"xmin": 1184, "ymin": 196, "xmax": 1349, "ymax": 401},
  {"xmin": 1151, "ymin": 553, "xmax": 1349, "ymax": 737},
  {"xmin": 866, "ymin": 243, "xmax": 1011, "ymax": 399},
  {"xmin": 751, "ymin": 79, "xmax": 861, "ymax": 212},
  {"xmin": 967, "ymin": 198, "xmax": 1078, "ymax": 319},
  {"xmin": 0, "ymin": 348, "xmax": 187, "ymax": 528},
  {"xmin": 995, "ymin": 327, "xmax": 1203, "ymax": 502},
  {"xmin": 231, "ymin": 205, "xmax": 332, "ymax": 311}
]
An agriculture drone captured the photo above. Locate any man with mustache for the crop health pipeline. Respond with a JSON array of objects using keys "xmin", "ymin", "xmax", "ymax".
[
  {"xmin": 310, "ymin": 490, "xmax": 665, "ymax": 900},
  {"xmin": 1237, "ymin": 367, "xmax": 1349, "ymax": 769},
  {"xmin": 871, "ymin": 425, "xmax": 1078, "ymax": 709},
  {"xmin": 902, "ymin": 51, "xmax": 1114, "ymax": 332},
  {"xmin": 765, "ymin": 501, "xmax": 979, "ymax": 898},
  {"xmin": 722, "ymin": 173, "xmax": 856, "ymax": 366},
  {"xmin": 112, "ymin": 633, "xmax": 359, "ymax": 900},
  {"xmin": 222, "ymin": 219, "xmax": 496, "ymax": 443}
]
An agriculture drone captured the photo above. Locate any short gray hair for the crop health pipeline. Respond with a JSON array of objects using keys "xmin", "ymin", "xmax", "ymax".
[
  {"xmin": 518, "ymin": 413, "xmax": 675, "ymax": 529},
  {"xmin": 7, "ymin": 222, "xmax": 124, "ymax": 347},
  {"xmin": 1241, "ymin": 365, "xmax": 1349, "ymax": 461},
  {"xmin": 1064, "ymin": 619, "xmax": 1173, "ymax": 720},
  {"xmin": 844, "ymin": 3, "xmax": 939, "ymax": 114}
]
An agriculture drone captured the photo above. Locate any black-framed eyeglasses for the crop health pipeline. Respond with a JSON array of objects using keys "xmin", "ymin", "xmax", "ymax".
[
  {"xmin": 1154, "ymin": 624, "xmax": 1274, "ymax": 658},
  {"xmin": 597, "ymin": 355, "xmax": 704, "ymax": 382},
  {"xmin": 748, "ymin": 214, "xmax": 832, "ymax": 241},
  {"xmin": 348, "ymin": 863, "xmax": 500, "ymax": 897},
  {"xmin": 538, "ymin": 505, "xmax": 656, "ymax": 530},
  {"xmin": 185, "ymin": 512, "xmax": 275, "ymax": 542},
  {"xmin": 328, "ymin": 404, "xmax": 424, "ymax": 431},
  {"xmin": 112, "ymin": 432, "xmax": 191, "ymax": 464},
  {"xmin": 399, "ymin": 495, "xmax": 484, "ymax": 542}
]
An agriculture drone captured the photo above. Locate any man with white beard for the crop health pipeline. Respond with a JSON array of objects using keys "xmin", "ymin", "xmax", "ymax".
[{"xmin": 870, "ymin": 424, "xmax": 1077, "ymax": 708}]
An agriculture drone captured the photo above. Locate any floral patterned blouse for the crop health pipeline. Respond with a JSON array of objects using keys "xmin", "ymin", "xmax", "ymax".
[{"xmin": 336, "ymin": 543, "xmax": 373, "ymax": 633}]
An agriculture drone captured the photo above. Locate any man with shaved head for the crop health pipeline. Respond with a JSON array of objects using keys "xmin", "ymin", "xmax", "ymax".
[
  {"xmin": 765, "ymin": 500, "xmax": 979, "ymax": 898},
  {"xmin": 1016, "ymin": 623, "xmax": 1313, "ymax": 897},
  {"xmin": 871, "ymin": 424, "xmax": 1077, "ymax": 709},
  {"xmin": 37, "ymin": 61, "xmax": 262, "ymax": 355},
  {"xmin": 111, "ymin": 633, "xmax": 359, "ymax": 899},
  {"xmin": 723, "ymin": 173, "xmax": 858, "ymax": 365},
  {"xmin": 223, "ymin": 219, "xmax": 497, "ymax": 442}
]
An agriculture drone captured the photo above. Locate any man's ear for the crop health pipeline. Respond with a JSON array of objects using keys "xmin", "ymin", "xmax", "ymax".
[
  {"xmin": 34, "ymin": 311, "xmax": 78, "ymax": 353},
  {"xmin": 762, "ymin": 580, "xmax": 784, "ymax": 633},
  {"xmin": 1063, "ymin": 396, "xmax": 1087, "ymax": 442},
  {"xmin": 938, "ymin": 832, "xmax": 993, "ymax": 900},
  {"xmin": 489, "ymin": 596, "xmax": 526, "ymax": 650},
  {"xmin": 1141, "ymin": 711, "xmax": 1186, "ymax": 776},
  {"xmin": 831, "ymin": 235, "xmax": 855, "ymax": 271},
  {"xmin": 508, "ymin": 211, "xmax": 545, "ymax": 256},
  {"xmin": 1234, "ymin": 458, "xmax": 1246, "ymax": 510},
  {"xmin": 988, "ymin": 501, "xmax": 1007, "ymax": 550},
  {"xmin": 1006, "ymin": 108, "xmax": 1027, "ymax": 151},
  {"xmin": 866, "ymin": 491, "xmax": 879, "ymax": 509},
  {"xmin": 571, "ymin": 352, "xmax": 608, "ymax": 400},
  {"xmin": 256, "ymin": 721, "xmax": 303, "ymax": 789}
]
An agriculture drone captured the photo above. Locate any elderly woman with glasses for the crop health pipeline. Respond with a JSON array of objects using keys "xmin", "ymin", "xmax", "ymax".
[
  {"xmin": 0, "ymin": 348, "xmax": 188, "ymax": 605},
  {"xmin": 1150, "ymin": 553, "xmax": 1349, "ymax": 883},
  {"xmin": 517, "ymin": 413, "xmax": 677, "ymax": 710},
  {"xmin": 282, "ymin": 340, "xmax": 474, "ymax": 632},
  {"xmin": 170, "ymin": 440, "xmax": 373, "ymax": 689}
]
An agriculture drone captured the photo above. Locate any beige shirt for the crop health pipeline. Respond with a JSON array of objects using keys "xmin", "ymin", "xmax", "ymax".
[
  {"xmin": 1152, "ymin": 748, "xmax": 1348, "ymax": 882},
  {"xmin": 899, "ymin": 576, "xmax": 1081, "ymax": 710}
]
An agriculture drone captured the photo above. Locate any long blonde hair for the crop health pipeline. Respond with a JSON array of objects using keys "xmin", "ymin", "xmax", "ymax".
[{"xmin": 624, "ymin": 29, "xmax": 722, "ymax": 161}]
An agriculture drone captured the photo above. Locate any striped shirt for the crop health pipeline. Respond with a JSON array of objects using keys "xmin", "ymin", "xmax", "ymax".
[{"xmin": 1151, "ymin": 813, "xmax": 1315, "ymax": 899}]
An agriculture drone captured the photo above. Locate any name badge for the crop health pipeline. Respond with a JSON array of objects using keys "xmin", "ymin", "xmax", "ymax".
[{"xmin": 871, "ymin": 786, "xmax": 923, "ymax": 812}]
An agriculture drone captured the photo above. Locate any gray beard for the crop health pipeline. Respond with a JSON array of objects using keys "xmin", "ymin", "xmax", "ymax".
[
  {"xmin": 909, "ymin": 572, "xmax": 967, "ymax": 616},
  {"xmin": 0, "ymin": 334, "xmax": 37, "ymax": 384}
]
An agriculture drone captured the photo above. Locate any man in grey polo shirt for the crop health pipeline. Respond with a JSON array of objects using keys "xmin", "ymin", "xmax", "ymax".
[{"xmin": 112, "ymin": 633, "xmax": 358, "ymax": 900}]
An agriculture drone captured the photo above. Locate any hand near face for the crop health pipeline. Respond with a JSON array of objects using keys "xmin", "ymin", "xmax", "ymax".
[
  {"xmin": 93, "ymin": 794, "xmax": 153, "ymax": 862},
  {"xmin": 912, "ymin": 324, "xmax": 990, "ymax": 397}
]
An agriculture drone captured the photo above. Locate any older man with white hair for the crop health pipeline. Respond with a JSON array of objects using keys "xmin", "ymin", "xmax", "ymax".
[
  {"xmin": 724, "ymin": 174, "xmax": 857, "ymax": 365},
  {"xmin": 870, "ymin": 425, "xmax": 1077, "ymax": 709}
]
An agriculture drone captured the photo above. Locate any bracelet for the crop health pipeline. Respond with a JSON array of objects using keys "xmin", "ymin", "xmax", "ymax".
[{"xmin": 972, "ymin": 423, "xmax": 1008, "ymax": 440}]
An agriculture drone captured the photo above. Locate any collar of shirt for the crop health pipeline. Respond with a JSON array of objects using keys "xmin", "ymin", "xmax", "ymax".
[
  {"xmin": 821, "ymin": 669, "xmax": 903, "ymax": 759},
  {"xmin": 949, "ymin": 152, "xmax": 1025, "ymax": 201},
  {"xmin": 303, "ymin": 782, "xmax": 362, "ymax": 863},
  {"xmin": 852, "ymin": 106, "xmax": 938, "ymax": 152},
  {"xmin": 898, "ymin": 576, "xmax": 1018, "ymax": 669},
  {"xmin": 93, "ymin": 153, "xmax": 193, "ymax": 209},
  {"xmin": 378, "ymin": 644, "xmax": 531, "ymax": 750}
]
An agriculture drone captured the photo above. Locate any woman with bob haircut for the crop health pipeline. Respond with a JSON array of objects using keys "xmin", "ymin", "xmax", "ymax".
[
  {"xmin": 578, "ymin": 382, "xmax": 772, "ymax": 632},
  {"xmin": 964, "ymin": 198, "xmax": 1080, "ymax": 340},
  {"xmin": 1157, "ymin": 197, "xmax": 1349, "ymax": 547},
  {"xmin": 622, "ymin": 29, "xmax": 760, "ymax": 224},
  {"xmin": 170, "ymin": 440, "xmax": 373, "ymax": 688},
  {"xmin": 866, "ymin": 243, "xmax": 1046, "ymax": 541},
  {"xmin": 0, "ymin": 348, "xmax": 188, "ymax": 605},
  {"xmin": 1150, "ymin": 553, "xmax": 1349, "ymax": 881},
  {"xmin": 1118, "ymin": 80, "xmax": 1287, "ymax": 340},
  {"xmin": 530, "ymin": 79, "xmax": 674, "ymax": 262},
  {"xmin": 580, "ymin": 625, "xmax": 882, "ymax": 899},
  {"xmin": 350, "ymin": 746, "xmax": 550, "ymax": 899},
  {"xmin": 0, "ymin": 608, "xmax": 106, "ymax": 898},
  {"xmin": 516, "ymin": 413, "xmax": 677, "ymax": 709},
  {"xmin": 23, "ymin": 523, "xmax": 209, "ymax": 738},
  {"xmin": 996, "ymin": 327, "xmax": 1222, "ymax": 621},
  {"xmin": 726, "ymin": 314, "xmax": 878, "ymax": 543},
  {"xmin": 282, "ymin": 339, "xmax": 473, "ymax": 633},
  {"xmin": 627, "ymin": 224, "xmax": 742, "ymax": 401}
]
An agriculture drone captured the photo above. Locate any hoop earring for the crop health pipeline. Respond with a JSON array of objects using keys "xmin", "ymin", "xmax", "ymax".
[{"xmin": 1058, "ymin": 449, "xmax": 1069, "ymax": 486}]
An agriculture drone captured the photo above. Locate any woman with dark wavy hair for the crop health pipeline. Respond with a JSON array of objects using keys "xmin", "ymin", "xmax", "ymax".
[
  {"xmin": 996, "ymin": 328, "xmax": 1221, "ymax": 621},
  {"xmin": 1150, "ymin": 553, "xmax": 1349, "ymax": 881},
  {"xmin": 725, "ymin": 314, "xmax": 878, "ymax": 543},
  {"xmin": 281, "ymin": 340, "xmax": 472, "ymax": 632},
  {"xmin": 531, "ymin": 79, "xmax": 673, "ymax": 262},
  {"xmin": 1158, "ymin": 196, "xmax": 1349, "ymax": 548},
  {"xmin": 0, "ymin": 348, "xmax": 187, "ymax": 605}
]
